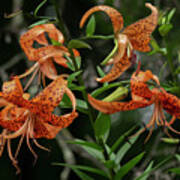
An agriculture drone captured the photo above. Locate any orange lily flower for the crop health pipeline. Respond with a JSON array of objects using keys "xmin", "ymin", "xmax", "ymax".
[
  {"xmin": 19, "ymin": 24, "xmax": 79, "ymax": 87},
  {"xmin": 80, "ymin": 3, "xmax": 158, "ymax": 82},
  {"xmin": 88, "ymin": 70, "xmax": 180, "ymax": 141},
  {"xmin": 0, "ymin": 75, "xmax": 78, "ymax": 173}
]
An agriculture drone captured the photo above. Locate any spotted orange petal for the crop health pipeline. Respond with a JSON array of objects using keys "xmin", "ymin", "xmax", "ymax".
[
  {"xmin": 88, "ymin": 94, "xmax": 153, "ymax": 114},
  {"xmin": 96, "ymin": 55, "xmax": 131, "ymax": 82},
  {"xmin": 123, "ymin": 3, "xmax": 158, "ymax": 52},
  {"xmin": 31, "ymin": 75, "xmax": 68, "ymax": 112},
  {"xmin": 80, "ymin": 5, "xmax": 123, "ymax": 35}
]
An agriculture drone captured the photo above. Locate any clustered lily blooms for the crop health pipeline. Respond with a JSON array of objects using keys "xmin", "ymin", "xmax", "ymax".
[
  {"xmin": 1, "ymin": 2, "xmax": 179, "ymax": 174},
  {"xmin": 0, "ymin": 24, "xmax": 78, "ymax": 173}
]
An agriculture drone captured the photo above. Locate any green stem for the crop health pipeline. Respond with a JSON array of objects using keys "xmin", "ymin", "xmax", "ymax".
[
  {"xmin": 69, "ymin": 49, "xmax": 95, "ymax": 128},
  {"xmin": 164, "ymin": 37, "xmax": 177, "ymax": 82},
  {"xmin": 98, "ymin": 138, "xmax": 115, "ymax": 180}
]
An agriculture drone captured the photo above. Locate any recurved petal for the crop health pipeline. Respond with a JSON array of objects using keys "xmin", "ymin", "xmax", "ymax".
[
  {"xmin": 88, "ymin": 94, "xmax": 153, "ymax": 114},
  {"xmin": 31, "ymin": 75, "xmax": 68, "ymax": 112},
  {"xmin": 123, "ymin": 3, "xmax": 158, "ymax": 52},
  {"xmin": 96, "ymin": 55, "xmax": 131, "ymax": 83},
  {"xmin": 80, "ymin": 5, "xmax": 123, "ymax": 35}
]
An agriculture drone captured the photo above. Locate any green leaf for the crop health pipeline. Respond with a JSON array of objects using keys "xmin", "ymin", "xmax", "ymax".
[
  {"xmin": 67, "ymin": 70, "xmax": 82, "ymax": 85},
  {"xmin": 91, "ymin": 81, "xmax": 129, "ymax": 97},
  {"xmin": 135, "ymin": 156, "xmax": 172, "ymax": 180},
  {"xmin": 67, "ymin": 139, "xmax": 103, "ymax": 151},
  {"xmin": 103, "ymin": 86, "xmax": 128, "ymax": 102},
  {"xmin": 67, "ymin": 139, "xmax": 104, "ymax": 160},
  {"xmin": 96, "ymin": 66, "xmax": 108, "ymax": 87},
  {"xmin": 158, "ymin": 23, "xmax": 173, "ymax": 36},
  {"xmin": 51, "ymin": 39, "xmax": 63, "ymax": 46},
  {"xmin": 176, "ymin": 154, "xmax": 180, "ymax": 161},
  {"xmin": 104, "ymin": 160, "xmax": 116, "ymax": 169},
  {"xmin": 150, "ymin": 38, "xmax": 160, "ymax": 52},
  {"xmin": 68, "ymin": 39, "xmax": 92, "ymax": 49},
  {"xmin": 115, "ymin": 136, "xmax": 139, "ymax": 165},
  {"xmin": 53, "ymin": 163, "xmax": 108, "ymax": 177},
  {"xmin": 86, "ymin": 15, "xmax": 96, "ymax": 36},
  {"xmin": 94, "ymin": 113, "xmax": 111, "ymax": 139},
  {"xmin": 69, "ymin": 83, "xmax": 86, "ymax": 92},
  {"xmin": 34, "ymin": 0, "xmax": 47, "ymax": 17},
  {"xmin": 64, "ymin": 54, "xmax": 75, "ymax": 71},
  {"xmin": 161, "ymin": 137, "xmax": 180, "ymax": 144},
  {"xmin": 109, "ymin": 126, "xmax": 136, "ymax": 155},
  {"xmin": 75, "ymin": 56, "xmax": 81, "ymax": 69},
  {"xmin": 101, "ymin": 39, "xmax": 118, "ymax": 65},
  {"xmin": 60, "ymin": 95, "xmax": 88, "ymax": 113},
  {"xmin": 73, "ymin": 169, "xmax": 94, "ymax": 180},
  {"xmin": 114, "ymin": 152, "xmax": 145, "ymax": 180},
  {"xmin": 29, "ymin": 19, "xmax": 50, "ymax": 28},
  {"xmin": 167, "ymin": 8, "xmax": 176, "ymax": 24},
  {"xmin": 136, "ymin": 161, "xmax": 154, "ymax": 180},
  {"xmin": 167, "ymin": 168, "xmax": 180, "ymax": 175}
]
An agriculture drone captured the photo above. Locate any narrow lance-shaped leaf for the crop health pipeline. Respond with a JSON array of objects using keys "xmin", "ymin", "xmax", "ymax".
[
  {"xmin": 114, "ymin": 152, "xmax": 145, "ymax": 180},
  {"xmin": 73, "ymin": 169, "xmax": 95, "ymax": 180},
  {"xmin": 86, "ymin": 15, "xmax": 96, "ymax": 36},
  {"xmin": 135, "ymin": 161, "xmax": 154, "ymax": 180},
  {"xmin": 68, "ymin": 39, "xmax": 92, "ymax": 49},
  {"xmin": 52, "ymin": 163, "xmax": 108, "ymax": 177},
  {"xmin": 94, "ymin": 113, "xmax": 111, "ymax": 139}
]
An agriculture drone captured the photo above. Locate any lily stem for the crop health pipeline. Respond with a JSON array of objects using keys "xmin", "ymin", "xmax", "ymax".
[{"xmin": 69, "ymin": 49, "xmax": 95, "ymax": 128}]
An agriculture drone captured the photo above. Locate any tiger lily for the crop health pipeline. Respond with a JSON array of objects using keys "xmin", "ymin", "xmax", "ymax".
[
  {"xmin": 0, "ymin": 75, "xmax": 78, "ymax": 173},
  {"xmin": 19, "ymin": 24, "xmax": 79, "ymax": 88},
  {"xmin": 88, "ymin": 70, "xmax": 180, "ymax": 141},
  {"xmin": 80, "ymin": 3, "xmax": 158, "ymax": 82}
]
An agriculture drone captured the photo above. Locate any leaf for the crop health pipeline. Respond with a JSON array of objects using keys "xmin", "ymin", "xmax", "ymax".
[
  {"xmin": 96, "ymin": 66, "xmax": 108, "ymax": 87},
  {"xmin": 69, "ymin": 83, "xmax": 86, "ymax": 91},
  {"xmin": 51, "ymin": 39, "xmax": 63, "ymax": 46},
  {"xmin": 167, "ymin": 8, "xmax": 176, "ymax": 24},
  {"xmin": 167, "ymin": 168, "xmax": 180, "ymax": 175},
  {"xmin": 60, "ymin": 95, "xmax": 88, "ymax": 113},
  {"xmin": 67, "ymin": 139, "xmax": 104, "ymax": 160},
  {"xmin": 68, "ymin": 39, "xmax": 92, "ymax": 49},
  {"xmin": 158, "ymin": 23, "xmax": 173, "ymax": 36},
  {"xmin": 86, "ymin": 15, "xmax": 96, "ymax": 36},
  {"xmin": 109, "ymin": 126, "xmax": 136, "ymax": 155},
  {"xmin": 103, "ymin": 86, "xmax": 128, "ymax": 102},
  {"xmin": 34, "ymin": 0, "xmax": 47, "ymax": 17},
  {"xmin": 64, "ymin": 54, "xmax": 75, "ymax": 71},
  {"xmin": 67, "ymin": 139, "xmax": 103, "ymax": 151},
  {"xmin": 91, "ymin": 81, "xmax": 129, "ymax": 97},
  {"xmin": 67, "ymin": 70, "xmax": 82, "ymax": 85},
  {"xmin": 53, "ymin": 163, "xmax": 108, "ymax": 177},
  {"xmin": 115, "ymin": 136, "xmax": 139, "ymax": 165},
  {"xmin": 175, "ymin": 154, "xmax": 180, "ymax": 161},
  {"xmin": 136, "ymin": 161, "xmax": 154, "ymax": 180},
  {"xmin": 75, "ymin": 56, "xmax": 81, "ymax": 69},
  {"xmin": 114, "ymin": 152, "xmax": 145, "ymax": 180},
  {"xmin": 29, "ymin": 19, "xmax": 50, "ymax": 28},
  {"xmin": 161, "ymin": 137, "xmax": 180, "ymax": 144},
  {"xmin": 94, "ymin": 113, "xmax": 111, "ymax": 139},
  {"xmin": 73, "ymin": 169, "xmax": 94, "ymax": 180},
  {"xmin": 101, "ymin": 39, "xmax": 118, "ymax": 65},
  {"xmin": 135, "ymin": 156, "xmax": 172, "ymax": 179}
]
